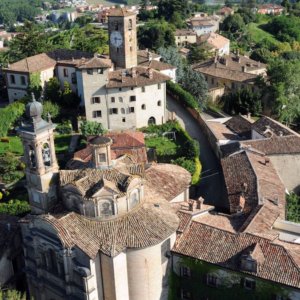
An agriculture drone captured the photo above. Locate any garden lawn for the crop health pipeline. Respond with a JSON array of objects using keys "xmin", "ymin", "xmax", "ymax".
[
  {"xmin": 145, "ymin": 136, "xmax": 178, "ymax": 158},
  {"xmin": 0, "ymin": 136, "xmax": 24, "ymax": 156},
  {"xmin": 54, "ymin": 134, "xmax": 72, "ymax": 154}
]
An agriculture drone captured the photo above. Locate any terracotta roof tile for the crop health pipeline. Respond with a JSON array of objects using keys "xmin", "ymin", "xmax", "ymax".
[
  {"xmin": 173, "ymin": 222, "xmax": 300, "ymax": 288},
  {"xmin": 139, "ymin": 60, "xmax": 176, "ymax": 71},
  {"xmin": 107, "ymin": 66, "xmax": 170, "ymax": 88},
  {"xmin": 198, "ymin": 32, "xmax": 229, "ymax": 50}
]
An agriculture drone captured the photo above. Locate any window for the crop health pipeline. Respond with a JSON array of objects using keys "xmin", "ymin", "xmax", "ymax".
[
  {"xmin": 92, "ymin": 110, "xmax": 102, "ymax": 118},
  {"xmin": 231, "ymin": 82, "xmax": 235, "ymax": 89},
  {"xmin": 97, "ymin": 68, "xmax": 103, "ymax": 74},
  {"xmin": 128, "ymin": 19, "xmax": 132, "ymax": 30},
  {"xmin": 130, "ymin": 96, "xmax": 136, "ymax": 102},
  {"xmin": 141, "ymin": 86, "xmax": 145, "ymax": 93},
  {"xmin": 211, "ymin": 78, "xmax": 215, "ymax": 85},
  {"xmin": 109, "ymin": 108, "xmax": 118, "ymax": 115},
  {"xmin": 122, "ymin": 117, "xmax": 126, "ymax": 122},
  {"xmin": 114, "ymin": 21, "xmax": 118, "ymax": 30},
  {"xmin": 20, "ymin": 76, "xmax": 26, "ymax": 85},
  {"xmin": 161, "ymin": 238, "xmax": 170, "ymax": 264},
  {"xmin": 131, "ymin": 87, "xmax": 134, "ymax": 90},
  {"xmin": 92, "ymin": 97, "xmax": 101, "ymax": 104},
  {"xmin": 71, "ymin": 72, "xmax": 77, "ymax": 84},
  {"xmin": 119, "ymin": 97, "xmax": 123, "ymax": 103},
  {"xmin": 119, "ymin": 88, "xmax": 122, "ymax": 91},
  {"xmin": 48, "ymin": 249, "xmax": 58, "ymax": 274},
  {"xmin": 63, "ymin": 68, "xmax": 68, "ymax": 77},
  {"xmin": 121, "ymin": 108, "xmax": 125, "ymax": 114},
  {"xmin": 10, "ymin": 75, "xmax": 15, "ymax": 84},
  {"xmin": 117, "ymin": 47, "xmax": 119, "ymax": 53},
  {"xmin": 242, "ymin": 278, "xmax": 256, "ymax": 290},
  {"xmin": 99, "ymin": 153, "xmax": 106, "ymax": 162},
  {"xmin": 180, "ymin": 266, "xmax": 191, "ymax": 278},
  {"xmin": 141, "ymin": 104, "xmax": 146, "ymax": 110},
  {"xmin": 158, "ymin": 83, "xmax": 161, "ymax": 90},
  {"xmin": 111, "ymin": 97, "xmax": 115, "ymax": 103},
  {"xmin": 129, "ymin": 107, "xmax": 135, "ymax": 113},
  {"xmin": 181, "ymin": 289, "xmax": 191, "ymax": 300},
  {"xmin": 157, "ymin": 100, "xmax": 161, "ymax": 106},
  {"xmin": 206, "ymin": 274, "xmax": 218, "ymax": 287},
  {"xmin": 130, "ymin": 46, "xmax": 133, "ymax": 52},
  {"xmin": 87, "ymin": 69, "xmax": 93, "ymax": 75}
]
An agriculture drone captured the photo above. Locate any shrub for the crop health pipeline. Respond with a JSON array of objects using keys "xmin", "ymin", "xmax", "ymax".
[
  {"xmin": 167, "ymin": 81, "xmax": 199, "ymax": 110},
  {"xmin": 0, "ymin": 199, "xmax": 30, "ymax": 216},
  {"xmin": 171, "ymin": 157, "xmax": 195, "ymax": 174},
  {"xmin": 0, "ymin": 101, "xmax": 25, "ymax": 137},
  {"xmin": 56, "ymin": 121, "xmax": 72, "ymax": 134},
  {"xmin": 80, "ymin": 120, "xmax": 106, "ymax": 137}
]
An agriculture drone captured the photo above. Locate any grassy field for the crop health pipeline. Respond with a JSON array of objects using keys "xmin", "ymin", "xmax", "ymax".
[
  {"xmin": 0, "ymin": 134, "xmax": 72, "ymax": 156},
  {"xmin": 247, "ymin": 22, "xmax": 280, "ymax": 45},
  {"xmin": 0, "ymin": 136, "xmax": 23, "ymax": 156}
]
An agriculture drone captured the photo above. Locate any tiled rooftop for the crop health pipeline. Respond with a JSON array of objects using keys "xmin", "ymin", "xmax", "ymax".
[
  {"xmin": 173, "ymin": 221, "xmax": 300, "ymax": 289},
  {"xmin": 106, "ymin": 66, "xmax": 170, "ymax": 88}
]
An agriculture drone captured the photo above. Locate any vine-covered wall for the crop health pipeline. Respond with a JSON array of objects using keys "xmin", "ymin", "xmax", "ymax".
[{"xmin": 170, "ymin": 255, "xmax": 297, "ymax": 300}]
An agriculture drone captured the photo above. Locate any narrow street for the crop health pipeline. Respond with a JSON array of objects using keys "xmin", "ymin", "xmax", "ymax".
[{"xmin": 167, "ymin": 95, "xmax": 228, "ymax": 210}]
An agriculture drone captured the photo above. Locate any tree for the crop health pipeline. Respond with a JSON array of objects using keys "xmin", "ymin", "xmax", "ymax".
[
  {"xmin": 80, "ymin": 120, "xmax": 106, "ymax": 137},
  {"xmin": 221, "ymin": 87, "xmax": 262, "ymax": 115},
  {"xmin": 157, "ymin": 0, "xmax": 188, "ymax": 21},
  {"xmin": 8, "ymin": 21, "xmax": 52, "ymax": 62},
  {"xmin": 286, "ymin": 193, "xmax": 300, "ymax": 223},
  {"xmin": 180, "ymin": 67, "xmax": 208, "ymax": 109},
  {"xmin": 138, "ymin": 21, "xmax": 175, "ymax": 50},
  {"xmin": 158, "ymin": 46, "xmax": 186, "ymax": 82},
  {"xmin": 61, "ymin": 82, "xmax": 80, "ymax": 108},
  {"xmin": 221, "ymin": 14, "xmax": 245, "ymax": 33},
  {"xmin": 44, "ymin": 77, "xmax": 61, "ymax": 103},
  {"xmin": 0, "ymin": 289, "xmax": 26, "ymax": 300},
  {"xmin": 187, "ymin": 44, "xmax": 210, "ymax": 64},
  {"xmin": 42, "ymin": 101, "xmax": 60, "ymax": 120},
  {"xmin": 268, "ymin": 59, "xmax": 300, "ymax": 125}
]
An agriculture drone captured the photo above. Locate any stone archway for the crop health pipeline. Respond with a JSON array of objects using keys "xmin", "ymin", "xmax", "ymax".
[{"xmin": 148, "ymin": 117, "xmax": 156, "ymax": 125}]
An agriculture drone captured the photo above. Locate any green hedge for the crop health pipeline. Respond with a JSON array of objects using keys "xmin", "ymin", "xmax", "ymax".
[
  {"xmin": 0, "ymin": 199, "xmax": 30, "ymax": 216},
  {"xmin": 0, "ymin": 101, "xmax": 25, "ymax": 137},
  {"xmin": 167, "ymin": 80, "xmax": 199, "ymax": 110}
]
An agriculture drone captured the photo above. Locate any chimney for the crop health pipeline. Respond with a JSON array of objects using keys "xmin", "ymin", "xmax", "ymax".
[
  {"xmin": 242, "ymin": 66, "xmax": 247, "ymax": 72},
  {"xmin": 148, "ymin": 68, "xmax": 153, "ymax": 79},
  {"xmin": 188, "ymin": 200, "xmax": 194, "ymax": 212},
  {"xmin": 197, "ymin": 196, "xmax": 204, "ymax": 209},
  {"xmin": 132, "ymin": 67, "xmax": 137, "ymax": 78},
  {"xmin": 121, "ymin": 70, "xmax": 126, "ymax": 83},
  {"xmin": 148, "ymin": 51, "xmax": 152, "ymax": 61},
  {"xmin": 247, "ymin": 112, "xmax": 251, "ymax": 119}
]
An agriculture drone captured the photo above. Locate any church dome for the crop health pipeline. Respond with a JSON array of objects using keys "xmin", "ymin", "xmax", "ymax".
[{"xmin": 26, "ymin": 93, "xmax": 43, "ymax": 119}]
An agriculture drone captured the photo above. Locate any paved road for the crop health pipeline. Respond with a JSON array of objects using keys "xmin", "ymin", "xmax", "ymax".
[{"xmin": 167, "ymin": 95, "xmax": 228, "ymax": 210}]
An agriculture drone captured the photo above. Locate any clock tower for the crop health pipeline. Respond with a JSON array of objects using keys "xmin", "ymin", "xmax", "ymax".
[{"xmin": 108, "ymin": 8, "xmax": 137, "ymax": 69}]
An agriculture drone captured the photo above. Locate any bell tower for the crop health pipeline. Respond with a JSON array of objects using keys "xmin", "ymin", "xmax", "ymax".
[
  {"xmin": 108, "ymin": 8, "xmax": 137, "ymax": 69},
  {"xmin": 18, "ymin": 94, "xmax": 59, "ymax": 214}
]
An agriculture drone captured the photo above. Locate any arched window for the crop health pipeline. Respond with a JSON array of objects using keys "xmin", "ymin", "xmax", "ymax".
[
  {"xmin": 28, "ymin": 145, "xmax": 36, "ymax": 168},
  {"xmin": 121, "ymin": 108, "xmax": 126, "ymax": 114},
  {"xmin": 141, "ymin": 104, "xmax": 146, "ymax": 110},
  {"xmin": 157, "ymin": 100, "xmax": 162, "ymax": 106},
  {"xmin": 148, "ymin": 117, "xmax": 156, "ymax": 125},
  {"xmin": 42, "ymin": 143, "xmax": 51, "ymax": 167}
]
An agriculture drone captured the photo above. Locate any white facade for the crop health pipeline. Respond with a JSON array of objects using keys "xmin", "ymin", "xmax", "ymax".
[{"xmin": 56, "ymin": 65, "xmax": 78, "ymax": 93}]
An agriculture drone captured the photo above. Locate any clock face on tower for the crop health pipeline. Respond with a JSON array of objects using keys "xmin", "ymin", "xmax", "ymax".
[{"xmin": 110, "ymin": 31, "xmax": 123, "ymax": 47}]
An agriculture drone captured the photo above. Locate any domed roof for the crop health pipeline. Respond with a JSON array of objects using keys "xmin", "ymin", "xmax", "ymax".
[
  {"xmin": 26, "ymin": 93, "xmax": 43, "ymax": 120},
  {"xmin": 90, "ymin": 136, "xmax": 112, "ymax": 146}
]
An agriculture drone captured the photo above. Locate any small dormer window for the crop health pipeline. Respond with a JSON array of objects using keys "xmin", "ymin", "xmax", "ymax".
[{"xmin": 240, "ymin": 255, "xmax": 257, "ymax": 272}]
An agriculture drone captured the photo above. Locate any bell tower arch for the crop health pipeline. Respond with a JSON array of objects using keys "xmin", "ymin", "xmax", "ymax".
[{"xmin": 18, "ymin": 94, "xmax": 59, "ymax": 214}]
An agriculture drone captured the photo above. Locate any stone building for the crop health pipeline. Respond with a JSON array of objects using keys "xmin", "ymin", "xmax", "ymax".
[
  {"xmin": 187, "ymin": 15, "xmax": 220, "ymax": 36},
  {"xmin": 19, "ymin": 98, "xmax": 191, "ymax": 300},
  {"xmin": 174, "ymin": 29, "xmax": 197, "ymax": 47},
  {"xmin": 197, "ymin": 32, "xmax": 230, "ymax": 56},
  {"xmin": 4, "ymin": 8, "xmax": 173, "ymax": 131}
]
